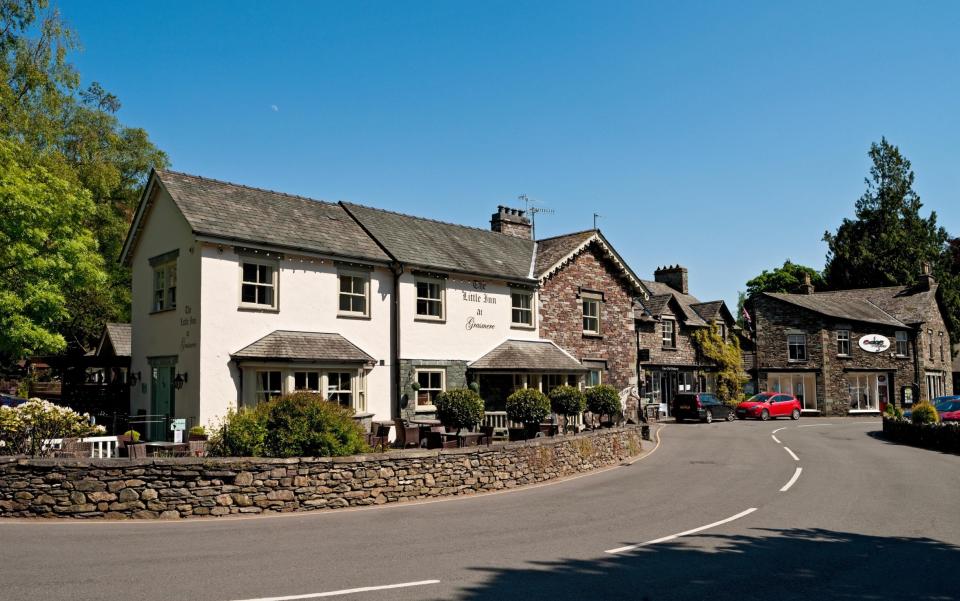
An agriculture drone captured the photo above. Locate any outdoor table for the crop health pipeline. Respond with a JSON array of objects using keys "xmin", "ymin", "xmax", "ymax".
[
  {"xmin": 410, "ymin": 419, "xmax": 443, "ymax": 447},
  {"xmin": 143, "ymin": 441, "xmax": 189, "ymax": 457},
  {"xmin": 451, "ymin": 432, "xmax": 485, "ymax": 448}
]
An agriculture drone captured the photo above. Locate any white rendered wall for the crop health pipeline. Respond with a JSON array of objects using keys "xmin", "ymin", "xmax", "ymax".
[
  {"xmin": 398, "ymin": 272, "xmax": 540, "ymax": 360},
  {"xmin": 128, "ymin": 188, "xmax": 201, "ymax": 424},
  {"xmin": 198, "ymin": 245, "xmax": 393, "ymax": 425}
]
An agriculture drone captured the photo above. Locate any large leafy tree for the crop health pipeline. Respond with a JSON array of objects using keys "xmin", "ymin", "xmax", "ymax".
[
  {"xmin": 0, "ymin": 137, "xmax": 106, "ymax": 358},
  {"xmin": 823, "ymin": 138, "xmax": 958, "ymax": 343},
  {"xmin": 745, "ymin": 260, "xmax": 826, "ymax": 297},
  {"xmin": 1, "ymin": 0, "xmax": 168, "ymax": 352}
]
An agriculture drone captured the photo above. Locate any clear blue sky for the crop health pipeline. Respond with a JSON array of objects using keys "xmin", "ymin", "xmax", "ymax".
[{"xmin": 59, "ymin": 1, "xmax": 960, "ymax": 309}]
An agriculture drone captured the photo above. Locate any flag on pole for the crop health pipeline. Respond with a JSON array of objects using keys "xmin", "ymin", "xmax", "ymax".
[{"xmin": 742, "ymin": 306, "xmax": 753, "ymax": 328}]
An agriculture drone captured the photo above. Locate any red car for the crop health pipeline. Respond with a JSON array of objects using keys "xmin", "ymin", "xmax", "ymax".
[{"xmin": 736, "ymin": 392, "xmax": 802, "ymax": 421}]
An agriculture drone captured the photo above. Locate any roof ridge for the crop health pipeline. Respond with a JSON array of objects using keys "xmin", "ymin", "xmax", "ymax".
[
  {"xmin": 342, "ymin": 200, "xmax": 532, "ymax": 240},
  {"xmin": 157, "ymin": 169, "xmax": 338, "ymax": 207},
  {"xmin": 535, "ymin": 229, "xmax": 596, "ymax": 243}
]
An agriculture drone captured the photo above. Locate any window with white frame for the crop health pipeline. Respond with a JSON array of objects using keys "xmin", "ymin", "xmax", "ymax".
[
  {"xmin": 895, "ymin": 331, "xmax": 908, "ymax": 356},
  {"xmin": 716, "ymin": 322, "xmax": 726, "ymax": 341},
  {"xmin": 582, "ymin": 295, "xmax": 600, "ymax": 334},
  {"xmin": 415, "ymin": 279, "xmax": 444, "ymax": 319},
  {"xmin": 788, "ymin": 334, "xmax": 807, "ymax": 361},
  {"xmin": 583, "ymin": 360, "xmax": 605, "ymax": 387},
  {"xmin": 544, "ymin": 374, "xmax": 566, "ymax": 392},
  {"xmin": 338, "ymin": 272, "xmax": 369, "ymax": 316},
  {"xmin": 416, "ymin": 369, "xmax": 444, "ymax": 406},
  {"xmin": 848, "ymin": 373, "xmax": 884, "ymax": 411},
  {"xmin": 511, "ymin": 291, "xmax": 533, "ymax": 326},
  {"xmin": 926, "ymin": 372, "xmax": 945, "ymax": 400},
  {"xmin": 293, "ymin": 371, "xmax": 321, "ymax": 393},
  {"xmin": 837, "ymin": 330, "xmax": 850, "ymax": 356},
  {"xmin": 939, "ymin": 332, "xmax": 945, "ymax": 363},
  {"xmin": 255, "ymin": 370, "xmax": 282, "ymax": 403},
  {"xmin": 241, "ymin": 261, "xmax": 277, "ymax": 308},
  {"xmin": 326, "ymin": 372, "xmax": 353, "ymax": 407},
  {"xmin": 152, "ymin": 261, "xmax": 177, "ymax": 312},
  {"xmin": 662, "ymin": 318, "xmax": 676, "ymax": 349},
  {"xmin": 767, "ymin": 372, "xmax": 818, "ymax": 411},
  {"xmin": 928, "ymin": 329, "xmax": 934, "ymax": 360}
]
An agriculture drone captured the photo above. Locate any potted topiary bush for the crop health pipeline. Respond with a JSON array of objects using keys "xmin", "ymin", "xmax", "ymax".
[
  {"xmin": 586, "ymin": 384, "xmax": 622, "ymax": 428},
  {"xmin": 506, "ymin": 388, "xmax": 551, "ymax": 440},
  {"xmin": 188, "ymin": 425, "xmax": 208, "ymax": 441},
  {"xmin": 910, "ymin": 401, "xmax": 940, "ymax": 425},
  {"xmin": 549, "ymin": 385, "xmax": 585, "ymax": 434},
  {"xmin": 434, "ymin": 388, "xmax": 485, "ymax": 434}
]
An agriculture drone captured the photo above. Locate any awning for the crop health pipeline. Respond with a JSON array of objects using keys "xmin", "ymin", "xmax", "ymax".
[
  {"xmin": 469, "ymin": 340, "xmax": 588, "ymax": 373},
  {"xmin": 231, "ymin": 330, "xmax": 375, "ymax": 364}
]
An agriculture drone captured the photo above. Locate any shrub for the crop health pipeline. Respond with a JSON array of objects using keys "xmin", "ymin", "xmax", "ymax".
[
  {"xmin": 0, "ymin": 398, "xmax": 99, "ymax": 457},
  {"xmin": 586, "ymin": 385, "xmax": 622, "ymax": 420},
  {"xmin": 549, "ymin": 385, "xmax": 586, "ymax": 417},
  {"xmin": 434, "ymin": 388, "xmax": 485, "ymax": 432},
  {"xmin": 506, "ymin": 388, "xmax": 551, "ymax": 425},
  {"xmin": 189, "ymin": 425, "xmax": 207, "ymax": 437},
  {"xmin": 122, "ymin": 429, "xmax": 141, "ymax": 442},
  {"xmin": 911, "ymin": 401, "xmax": 940, "ymax": 425},
  {"xmin": 883, "ymin": 403, "xmax": 903, "ymax": 420},
  {"xmin": 207, "ymin": 406, "xmax": 269, "ymax": 457}
]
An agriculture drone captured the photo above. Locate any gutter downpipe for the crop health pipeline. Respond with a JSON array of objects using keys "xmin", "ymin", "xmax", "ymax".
[{"xmin": 391, "ymin": 262, "xmax": 404, "ymax": 419}]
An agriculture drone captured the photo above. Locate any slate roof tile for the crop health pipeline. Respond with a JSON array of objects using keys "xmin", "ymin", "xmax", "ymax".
[
  {"xmin": 469, "ymin": 340, "xmax": 588, "ymax": 372},
  {"xmin": 232, "ymin": 331, "xmax": 374, "ymax": 363}
]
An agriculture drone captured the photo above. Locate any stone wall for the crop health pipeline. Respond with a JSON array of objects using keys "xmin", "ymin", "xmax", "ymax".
[
  {"xmin": 539, "ymin": 244, "xmax": 638, "ymax": 391},
  {"xmin": 0, "ymin": 426, "xmax": 642, "ymax": 520}
]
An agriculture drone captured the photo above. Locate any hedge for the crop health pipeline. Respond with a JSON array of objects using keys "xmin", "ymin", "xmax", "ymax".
[{"xmin": 882, "ymin": 417, "xmax": 960, "ymax": 454}]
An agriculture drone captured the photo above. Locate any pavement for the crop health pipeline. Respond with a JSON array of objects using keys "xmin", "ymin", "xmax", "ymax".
[{"xmin": 1, "ymin": 417, "xmax": 958, "ymax": 601}]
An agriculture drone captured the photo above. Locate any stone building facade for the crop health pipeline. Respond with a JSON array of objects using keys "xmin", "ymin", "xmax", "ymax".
[
  {"xmin": 751, "ymin": 273, "xmax": 953, "ymax": 415},
  {"xmin": 636, "ymin": 266, "xmax": 737, "ymax": 412}
]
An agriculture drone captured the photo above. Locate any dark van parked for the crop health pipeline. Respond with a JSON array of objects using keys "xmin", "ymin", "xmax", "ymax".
[{"xmin": 673, "ymin": 392, "xmax": 735, "ymax": 423}]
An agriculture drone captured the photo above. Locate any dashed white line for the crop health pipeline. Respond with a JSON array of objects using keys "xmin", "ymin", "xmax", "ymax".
[
  {"xmin": 771, "ymin": 434, "xmax": 781, "ymax": 444},
  {"xmin": 605, "ymin": 507, "xmax": 758, "ymax": 554},
  {"xmin": 783, "ymin": 447, "xmax": 799, "ymax": 461},
  {"xmin": 772, "ymin": 427, "xmax": 786, "ymax": 435},
  {"xmin": 780, "ymin": 467, "xmax": 803, "ymax": 492},
  {"xmin": 229, "ymin": 580, "xmax": 441, "ymax": 601}
]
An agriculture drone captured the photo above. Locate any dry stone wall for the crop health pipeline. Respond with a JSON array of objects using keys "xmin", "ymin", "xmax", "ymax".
[{"xmin": 0, "ymin": 426, "xmax": 642, "ymax": 520}]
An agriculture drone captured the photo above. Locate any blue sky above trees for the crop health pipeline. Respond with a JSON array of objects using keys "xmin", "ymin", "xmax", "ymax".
[{"xmin": 58, "ymin": 0, "xmax": 960, "ymax": 308}]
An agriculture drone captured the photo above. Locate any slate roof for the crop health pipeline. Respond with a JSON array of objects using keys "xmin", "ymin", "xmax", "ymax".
[
  {"xmin": 639, "ymin": 280, "xmax": 708, "ymax": 326},
  {"xmin": 807, "ymin": 285, "xmax": 939, "ymax": 326},
  {"xmin": 149, "ymin": 170, "xmax": 391, "ymax": 264},
  {"xmin": 469, "ymin": 340, "xmax": 588, "ymax": 372},
  {"xmin": 763, "ymin": 290, "xmax": 912, "ymax": 328},
  {"xmin": 232, "ymin": 331, "xmax": 374, "ymax": 363},
  {"xmin": 101, "ymin": 323, "xmax": 131, "ymax": 357},
  {"xmin": 341, "ymin": 202, "xmax": 536, "ymax": 281},
  {"xmin": 533, "ymin": 230, "xmax": 596, "ymax": 277},
  {"xmin": 690, "ymin": 301, "xmax": 724, "ymax": 323}
]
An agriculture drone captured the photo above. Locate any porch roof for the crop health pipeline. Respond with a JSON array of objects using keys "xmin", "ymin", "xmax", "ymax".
[
  {"xmin": 231, "ymin": 330, "xmax": 375, "ymax": 364},
  {"xmin": 469, "ymin": 339, "xmax": 588, "ymax": 372}
]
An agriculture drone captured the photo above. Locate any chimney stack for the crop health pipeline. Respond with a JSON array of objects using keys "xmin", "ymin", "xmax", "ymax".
[
  {"xmin": 654, "ymin": 265, "xmax": 688, "ymax": 295},
  {"xmin": 919, "ymin": 261, "xmax": 936, "ymax": 290},
  {"xmin": 490, "ymin": 205, "xmax": 532, "ymax": 239},
  {"xmin": 800, "ymin": 272, "xmax": 815, "ymax": 295}
]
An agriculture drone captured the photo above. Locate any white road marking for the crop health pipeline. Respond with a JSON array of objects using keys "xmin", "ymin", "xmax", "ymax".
[
  {"xmin": 605, "ymin": 507, "xmax": 758, "ymax": 554},
  {"xmin": 780, "ymin": 467, "xmax": 803, "ymax": 492},
  {"xmin": 771, "ymin": 434, "xmax": 781, "ymax": 444},
  {"xmin": 229, "ymin": 580, "xmax": 441, "ymax": 601},
  {"xmin": 797, "ymin": 423, "xmax": 833, "ymax": 428},
  {"xmin": 772, "ymin": 427, "xmax": 786, "ymax": 434},
  {"xmin": 783, "ymin": 447, "xmax": 799, "ymax": 461}
]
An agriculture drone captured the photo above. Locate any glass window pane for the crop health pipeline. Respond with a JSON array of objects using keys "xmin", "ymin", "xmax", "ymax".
[
  {"xmin": 241, "ymin": 284, "xmax": 256, "ymax": 303},
  {"xmin": 243, "ymin": 263, "xmax": 257, "ymax": 282}
]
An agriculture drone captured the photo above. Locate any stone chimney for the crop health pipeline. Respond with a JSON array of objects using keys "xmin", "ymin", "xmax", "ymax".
[
  {"xmin": 490, "ymin": 205, "xmax": 532, "ymax": 239},
  {"xmin": 919, "ymin": 261, "xmax": 936, "ymax": 290},
  {"xmin": 800, "ymin": 272, "xmax": 815, "ymax": 295},
  {"xmin": 654, "ymin": 265, "xmax": 688, "ymax": 295}
]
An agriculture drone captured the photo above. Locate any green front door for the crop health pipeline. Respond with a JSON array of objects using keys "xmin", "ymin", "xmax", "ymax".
[{"xmin": 150, "ymin": 365, "xmax": 175, "ymax": 441}]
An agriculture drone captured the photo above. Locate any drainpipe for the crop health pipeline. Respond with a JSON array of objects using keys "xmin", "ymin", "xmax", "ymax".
[{"xmin": 391, "ymin": 262, "xmax": 403, "ymax": 418}]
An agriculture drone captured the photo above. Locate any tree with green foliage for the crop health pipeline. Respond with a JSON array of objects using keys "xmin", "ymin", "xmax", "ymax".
[
  {"xmin": 1, "ymin": 0, "xmax": 168, "ymax": 353},
  {"xmin": 548, "ymin": 385, "xmax": 586, "ymax": 433},
  {"xmin": 585, "ymin": 384, "xmax": 621, "ymax": 426},
  {"xmin": 434, "ymin": 388, "xmax": 485, "ymax": 433},
  {"xmin": 745, "ymin": 260, "xmax": 826, "ymax": 297},
  {"xmin": 692, "ymin": 323, "xmax": 747, "ymax": 405},
  {"xmin": 0, "ymin": 137, "xmax": 107, "ymax": 358},
  {"xmin": 823, "ymin": 138, "xmax": 959, "ymax": 343}
]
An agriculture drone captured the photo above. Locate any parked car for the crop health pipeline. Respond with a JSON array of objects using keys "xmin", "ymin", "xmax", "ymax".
[
  {"xmin": 736, "ymin": 392, "xmax": 801, "ymax": 421},
  {"xmin": 673, "ymin": 392, "xmax": 736, "ymax": 423},
  {"xmin": 903, "ymin": 396, "xmax": 960, "ymax": 420},
  {"xmin": 0, "ymin": 393, "xmax": 27, "ymax": 407}
]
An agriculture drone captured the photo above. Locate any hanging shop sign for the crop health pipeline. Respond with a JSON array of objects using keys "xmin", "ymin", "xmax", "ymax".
[{"xmin": 858, "ymin": 334, "xmax": 891, "ymax": 353}]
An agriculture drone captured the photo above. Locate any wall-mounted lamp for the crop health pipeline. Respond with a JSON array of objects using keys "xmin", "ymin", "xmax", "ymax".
[
  {"xmin": 174, "ymin": 372, "xmax": 188, "ymax": 390},
  {"xmin": 129, "ymin": 371, "xmax": 142, "ymax": 386}
]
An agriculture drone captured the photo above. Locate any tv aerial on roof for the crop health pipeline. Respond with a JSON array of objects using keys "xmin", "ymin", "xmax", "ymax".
[{"xmin": 518, "ymin": 194, "xmax": 554, "ymax": 240}]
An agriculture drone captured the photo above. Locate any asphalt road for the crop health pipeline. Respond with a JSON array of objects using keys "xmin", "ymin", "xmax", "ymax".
[{"xmin": 2, "ymin": 418, "xmax": 958, "ymax": 601}]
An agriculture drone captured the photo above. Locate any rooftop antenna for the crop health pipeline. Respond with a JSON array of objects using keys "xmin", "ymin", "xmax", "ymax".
[
  {"xmin": 518, "ymin": 194, "xmax": 554, "ymax": 240},
  {"xmin": 593, "ymin": 212, "xmax": 602, "ymax": 230}
]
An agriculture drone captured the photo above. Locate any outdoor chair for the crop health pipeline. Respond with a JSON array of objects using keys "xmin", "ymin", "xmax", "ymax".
[
  {"xmin": 367, "ymin": 424, "xmax": 390, "ymax": 451},
  {"xmin": 393, "ymin": 418, "xmax": 420, "ymax": 449},
  {"xmin": 127, "ymin": 443, "xmax": 147, "ymax": 459},
  {"xmin": 478, "ymin": 425, "xmax": 494, "ymax": 446},
  {"xmin": 115, "ymin": 434, "xmax": 134, "ymax": 458},
  {"xmin": 55, "ymin": 437, "xmax": 90, "ymax": 459}
]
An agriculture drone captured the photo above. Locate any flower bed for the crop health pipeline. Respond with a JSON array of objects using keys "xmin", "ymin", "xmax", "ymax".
[
  {"xmin": 881, "ymin": 417, "xmax": 960, "ymax": 453},
  {"xmin": 0, "ymin": 426, "xmax": 643, "ymax": 519}
]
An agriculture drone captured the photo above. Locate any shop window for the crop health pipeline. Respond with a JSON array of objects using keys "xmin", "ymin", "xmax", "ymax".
[{"xmin": 847, "ymin": 373, "xmax": 885, "ymax": 411}]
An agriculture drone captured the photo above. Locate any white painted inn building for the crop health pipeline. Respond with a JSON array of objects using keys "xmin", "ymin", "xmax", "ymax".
[{"xmin": 121, "ymin": 171, "xmax": 599, "ymax": 434}]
